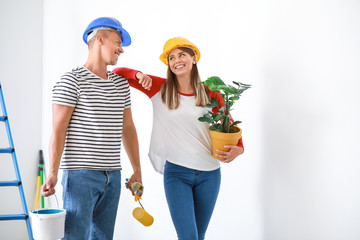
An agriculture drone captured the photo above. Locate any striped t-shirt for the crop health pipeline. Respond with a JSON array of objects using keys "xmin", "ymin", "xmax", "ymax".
[{"xmin": 52, "ymin": 66, "xmax": 131, "ymax": 170}]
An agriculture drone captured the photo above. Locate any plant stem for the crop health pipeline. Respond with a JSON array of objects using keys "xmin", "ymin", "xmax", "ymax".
[{"xmin": 223, "ymin": 93, "xmax": 230, "ymax": 133}]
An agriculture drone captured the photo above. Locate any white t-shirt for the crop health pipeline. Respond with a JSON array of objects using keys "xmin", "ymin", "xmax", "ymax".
[{"xmin": 149, "ymin": 92, "xmax": 220, "ymax": 174}]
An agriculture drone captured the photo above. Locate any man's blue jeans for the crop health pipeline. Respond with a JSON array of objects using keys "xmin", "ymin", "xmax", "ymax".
[
  {"xmin": 164, "ymin": 161, "xmax": 221, "ymax": 240},
  {"xmin": 61, "ymin": 169, "xmax": 121, "ymax": 240}
]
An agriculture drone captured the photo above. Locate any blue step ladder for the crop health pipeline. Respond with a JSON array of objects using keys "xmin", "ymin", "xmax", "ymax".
[{"xmin": 0, "ymin": 82, "xmax": 33, "ymax": 239}]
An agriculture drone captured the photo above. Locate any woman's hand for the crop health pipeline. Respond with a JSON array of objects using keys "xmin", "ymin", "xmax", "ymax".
[
  {"xmin": 136, "ymin": 72, "xmax": 152, "ymax": 90},
  {"xmin": 215, "ymin": 145, "xmax": 244, "ymax": 163}
]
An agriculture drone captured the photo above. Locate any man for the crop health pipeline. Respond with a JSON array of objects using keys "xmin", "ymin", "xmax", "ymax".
[{"xmin": 41, "ymin": 17, "xmax": 151, "ymax": 239}]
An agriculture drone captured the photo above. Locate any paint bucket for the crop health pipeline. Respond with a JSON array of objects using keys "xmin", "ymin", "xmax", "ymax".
[
  {"xmin": 132, "ymin": 207, "xmax": 154, "ymax": 227},
  {"xmin": 30, "ymin": 208, "xmax": 66, "ymax": 240}
]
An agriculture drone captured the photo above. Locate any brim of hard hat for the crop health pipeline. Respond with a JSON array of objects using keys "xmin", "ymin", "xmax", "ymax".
[
  {"xmin": 119, "ymin": 28, "xmax": 131, "ymax": 47},
  {"xmin": 160, "ymin": 45, "xmax": 200, "ymax": 65},
  {"xmin": 83, "ymin": 27, "xmax": 131, "ymax": 47}
]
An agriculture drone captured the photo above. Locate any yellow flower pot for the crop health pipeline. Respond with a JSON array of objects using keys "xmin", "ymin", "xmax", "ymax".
[{"xmin": 209, "ymin": 126, "xmax": 242, "ymax": 161}]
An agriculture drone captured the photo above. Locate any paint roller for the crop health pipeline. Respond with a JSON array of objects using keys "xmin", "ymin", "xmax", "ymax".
[
  {"xmin": 125, "ymin": 179, "xmax": 154, "ymax": 227},
  {"xmin": 35, "ymin": 150, "xmax": 45, "ymax": 209}
]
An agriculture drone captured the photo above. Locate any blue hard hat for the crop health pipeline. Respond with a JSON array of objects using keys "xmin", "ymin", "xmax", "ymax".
[{"xmin": 82, "ymin": 17, "xmax": 131, "ymax": 46}]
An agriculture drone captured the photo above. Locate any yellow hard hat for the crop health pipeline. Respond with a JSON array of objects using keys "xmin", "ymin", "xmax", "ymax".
[{"xmin": 160, "ymin": 37, "xmax": 201, "ymax": 65}]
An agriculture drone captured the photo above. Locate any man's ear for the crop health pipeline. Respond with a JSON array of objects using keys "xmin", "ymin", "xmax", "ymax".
[{"xmin": 96, "ymin": 34, "xmax": 104, "ymax": 45}]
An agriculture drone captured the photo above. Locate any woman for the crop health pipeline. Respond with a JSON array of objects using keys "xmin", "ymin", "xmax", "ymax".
[{"xmin": 113, "ymin": 37, "xmax": 244, "ymax": 240}]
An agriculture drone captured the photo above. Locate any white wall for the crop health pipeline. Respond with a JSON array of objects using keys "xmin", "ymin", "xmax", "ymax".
[
  {"xmin": 261, "ymin": 1, "xmax": 360, "ymax": 239},
  {"xmin": 0, "ymin": 0, "xmax": 43, "ymax": 239},
  {"xmin": 1, "ymin": 0, "xmax": 360, "ymax": 239}
]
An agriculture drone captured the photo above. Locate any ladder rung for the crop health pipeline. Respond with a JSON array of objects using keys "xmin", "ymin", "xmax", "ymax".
[
  {"xmin": 0, "ymin": 181, "xmax": 21, "ymax": 186},
  {"xmin": 0, "ymin": 116, "xmax": 7, "ymax": 121},
  {"xmin": 0, "ymin": 148, "xmax": 14, "ymax": 153},
  {"xmin": 0, "ymin": 214, "xmax": 28, "ymax": 220}
]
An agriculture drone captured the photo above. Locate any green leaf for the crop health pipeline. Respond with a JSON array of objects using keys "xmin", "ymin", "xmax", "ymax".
[
  {"xmin": 231, "ymin": 120, "xmax": 242, "ymax": 126},
  {"xmin": 203, "ymin": 76, "xmax": 226, "ymax": 90},
  {"xmin": 206, "ymin": 97, "xmax": 219, "ymax": 108},
  {"xmin": 198, "ymin": 116, "xmax": 210, "ymax": 122},
  {"xmin": 198, "ymin": 118, "xmax": 205, "ymax": 122},
  {"xmin": 209, "ymin": 125, "xmax": 217, "ymax": 131},
  {"xmin": 240, "ymin": 82, "xmax": 252, "ymax": 87},
  {"xmin": 219, "ymin": 85, "xmax": 238, "ymax": 94},
  {"xmin": 214, "ymin": 114, "xmax": 222, "ymax": 122}
]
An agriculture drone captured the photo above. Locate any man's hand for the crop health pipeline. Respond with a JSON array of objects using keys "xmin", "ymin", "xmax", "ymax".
[
  {"xmin": 126, "ymin": 171, "xmax": 142, "ymax": 196},
  {"xmin": 41, "ymin": 173, "xmax": 58, "ymax": 197},
  {"xmin": 215, "ymin": 145, "xmax": 244, "ymax": 163},
  {"xmin": 136, "ymin": 72, "xmax": 152, "ymax": 90}
]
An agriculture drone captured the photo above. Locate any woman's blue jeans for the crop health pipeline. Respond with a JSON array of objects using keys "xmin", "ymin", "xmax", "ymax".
[
  {"xmin": 61, "ymin": 169, "xmax": 121, "ymax": 240},
  {"xmin": 164, "ymin": 161, "xmax": 221, "ymax": 240}
]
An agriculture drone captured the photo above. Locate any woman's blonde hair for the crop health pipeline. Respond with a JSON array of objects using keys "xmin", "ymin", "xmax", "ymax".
[{"xmin": 160, "ymin": 47, "xmax": 210, "ymax": 109}]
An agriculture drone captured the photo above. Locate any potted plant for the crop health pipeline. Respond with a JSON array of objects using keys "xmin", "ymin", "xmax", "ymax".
[{"xmin": 198, "ymin": 76, "xmax": 251, "ymax": 160}]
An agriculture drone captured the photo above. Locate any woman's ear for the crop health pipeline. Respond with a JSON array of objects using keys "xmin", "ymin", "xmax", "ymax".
[{"xmin": 193, "ymin": 56, "xmax": 196, "ymax": 64}]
